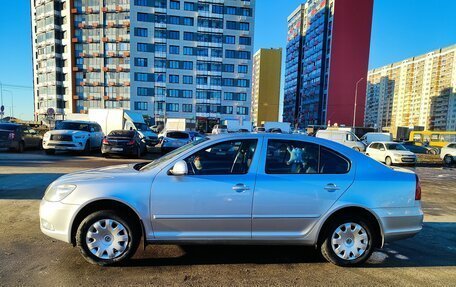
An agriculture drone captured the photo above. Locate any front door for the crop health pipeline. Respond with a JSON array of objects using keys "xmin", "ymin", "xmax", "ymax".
[
  {"xmin": 150, "ymin": 138, "xmax": 260, "ymax": 239},
  {"xmin": 252, "ymin": 138, "xmax": 355, "ymax": 239}
]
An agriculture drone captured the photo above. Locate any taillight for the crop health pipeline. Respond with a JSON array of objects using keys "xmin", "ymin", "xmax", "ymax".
[
  {"xmin": 8, "ymin": 132, "xmax": 15, "ymax": 140},
  {"xmin": 127, "ymin": 140, "xmax": 135, "ymax": 145},
  {"xmin": 415, "ymin": 174, "xmax": 421, "ymax": 200},
  {"xmin": 102, "ymin": 138, "xmax": 109, "ymax": 144}
]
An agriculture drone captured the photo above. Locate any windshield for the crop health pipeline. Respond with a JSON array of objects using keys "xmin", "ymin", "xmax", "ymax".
[
  {"xmin": 56, "ymin": 122, "xmax": 89, "ymax": 131},
  {"xmin": 167, "ymin": 131, "xmax": 189, "ymax": 139},
  {"xmin": 140, "ymin": 137, "xmax": 210, "ymax": 171},
  {"xmin": 386, "ymin": 143, "xmax": 407, "ymax": 151},
  {"xmin": 134, "ymin": 122, "xmax": 151, "ymax": 132}
]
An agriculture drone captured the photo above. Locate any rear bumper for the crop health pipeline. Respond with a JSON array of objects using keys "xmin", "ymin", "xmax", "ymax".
[
  {"xmin": 374, "ymin": 205, "xmax": 424, "ymax": 243},
  {"xmin": 101, "ymin": 145, "xmax": 137, "ymax": 155}
]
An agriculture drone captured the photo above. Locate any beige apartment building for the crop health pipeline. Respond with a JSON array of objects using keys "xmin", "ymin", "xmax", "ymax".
[
  {"xmin": 251, "ymin": 48, "xmax": 282, "ymax": 127},
  {"xmin": 365, "ymin": 44, "xmax": 456, "ymax": 135}
]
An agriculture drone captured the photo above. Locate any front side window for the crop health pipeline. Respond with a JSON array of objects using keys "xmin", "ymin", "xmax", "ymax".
[{"xmin": 184, "ymin": 140, "xmax": 257, "ymax": 175}]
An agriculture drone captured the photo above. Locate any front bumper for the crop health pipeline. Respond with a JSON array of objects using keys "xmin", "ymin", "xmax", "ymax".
[
  {"xmin": 392, "ymin": 156, "xmax": 417, "ymax": 164},
  {"xmin": 43, "ymin": 139, "xmax": 86, "ymax": 151},
  {"xmin": 39, "ymin": 199, "xmax": 80, "ymax": 243},
  {"xmin": 374, "ymin": 205, "xmax": 423, "ymax": 243}
]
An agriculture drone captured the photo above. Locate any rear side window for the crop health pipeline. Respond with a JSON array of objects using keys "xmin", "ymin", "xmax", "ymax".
[{"xmin": 265, "ymin": 140, "xmax": 350, "ymax": 174}]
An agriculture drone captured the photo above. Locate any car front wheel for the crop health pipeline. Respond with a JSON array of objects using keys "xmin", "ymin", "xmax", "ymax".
[
  {"xmin": 385, "ymin": 156, "xmax": 393, "ymax": 166},
  {"xmin": 76, "ymin": 210, "xmax": 140, "ymax": 266},
  {"xmin": 320, "ymin": 216, "xmax": 375, "ymax": 267},
  {"xmin": 444, "ymin": 155, "xmax": 453, "ymax": 165}
]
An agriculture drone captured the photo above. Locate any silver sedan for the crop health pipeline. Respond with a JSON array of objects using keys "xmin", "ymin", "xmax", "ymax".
[{"xmin": 40, "ymin": 133, "xmax": 423, "ymax": 266}]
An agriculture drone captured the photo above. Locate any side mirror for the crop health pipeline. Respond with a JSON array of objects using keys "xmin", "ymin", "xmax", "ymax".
[{"xmin": 171, "ymin": 160, "xmax": 188, "ymax": 176}]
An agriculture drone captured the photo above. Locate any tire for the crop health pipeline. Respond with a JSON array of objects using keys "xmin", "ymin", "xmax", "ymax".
[
  {"xmin": 45, "ymin": 149, "xmax": 55, "ymax": 155},
  {"xmin": 444, "ymin": 155, "xmax": 453, "ymax": 165},
  {"xmin": 16, "ymin": 141, "xmax": 24, "ymax": 153},
  {"xmin": 38, "ymin": 140, "xmax": 43, "ymax": 150},
  {"xmin": 83, "ymin": 141, "xmax": 91, "ymax": 155},
  {"xmin": 76, "ymin": 210, "xmax": 140, "ymax": 266},
  {"xmin": 385, "ymin": 156, "xmax": 393, "ymax": 166},
  {"xmin": 320, "ymin": 215, "xmax": 376, "ymax": 267}
]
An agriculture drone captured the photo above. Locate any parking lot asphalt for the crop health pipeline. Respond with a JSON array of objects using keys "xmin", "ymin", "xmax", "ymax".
[{"xmin": 0, "ymin": 150, "xmax": 455, "ymax": 286}]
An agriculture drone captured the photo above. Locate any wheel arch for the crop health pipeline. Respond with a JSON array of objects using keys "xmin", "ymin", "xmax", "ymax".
[
  {"xmin": 70, "ymin": 199, "xmax": 144, "ymax": 246},
  {"xmin": 316, "ymin": 206, "xmax": 384, "ymax": 248}
]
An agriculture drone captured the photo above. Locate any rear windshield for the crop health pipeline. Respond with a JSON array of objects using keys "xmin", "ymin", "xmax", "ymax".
[
  {"xmin": 0, "ymin": 124, "xmax": 18, "ymax": 131},
  {"xmin": 167, "ymin": 131, "xmax": 189, "ymax": 139},
  {"xmin": 109, "ymin": 130, "xmax": 134, "ymax": 137}
]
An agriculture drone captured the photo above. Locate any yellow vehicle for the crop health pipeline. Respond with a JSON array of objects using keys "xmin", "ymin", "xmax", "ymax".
[{"xmin": 410, "ymin": 131, "xmax": 456, "ymax": 148}]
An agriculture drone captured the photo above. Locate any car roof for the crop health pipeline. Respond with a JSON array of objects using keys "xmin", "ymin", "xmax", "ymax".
[
  {"xmin": 61, "ymin": 120, "xmax": 98, "ymax": 124},
  {"xmin": 370, "ymin": 141, "xmax": 397, "ymax": 144}
]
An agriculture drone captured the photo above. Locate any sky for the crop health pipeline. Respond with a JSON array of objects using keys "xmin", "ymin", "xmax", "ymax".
[{"xmin": 0, "ymin": 0, "xmax": 455, "ymax": 121}]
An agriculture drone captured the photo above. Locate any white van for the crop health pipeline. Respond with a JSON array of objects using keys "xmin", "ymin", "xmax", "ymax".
[
  {"xmin": 316, "ymin": 129, "xmax": 366, "ymax": 151},
  {"xmin": 360, "ymin": 132, "xmax": 393, "ymax": 145}
]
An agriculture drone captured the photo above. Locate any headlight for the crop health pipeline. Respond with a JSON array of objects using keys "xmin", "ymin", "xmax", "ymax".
[
  {"xmin": 44, "ymin": 184, "xmax": 77, "ymax": 202},
  {"xmin": 393, "ymin": 153, "xmax": 402, "ymax": 157},
  {"xmin": 43, "ymin": 132, "xmax": 51, "ymax": 140}
]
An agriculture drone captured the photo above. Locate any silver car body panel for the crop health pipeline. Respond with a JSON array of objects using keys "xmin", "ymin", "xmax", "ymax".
[{"xmin": 40, "ymin": 133, "xmax": 423, "ymax": 247}]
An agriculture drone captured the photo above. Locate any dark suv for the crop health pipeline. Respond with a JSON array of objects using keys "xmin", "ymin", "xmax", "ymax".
[{"xmin": 0, "ymin": 123, "xmax": 43, "ymax": 152}]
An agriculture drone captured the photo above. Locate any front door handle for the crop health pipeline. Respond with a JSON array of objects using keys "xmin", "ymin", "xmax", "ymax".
[
  {"xmin": 232, "ymin": 183, "xmax": 250, "ymax": 192},
  {"xmin": 324, "ymin": 183, "xmax": 340, "ymax": 192}
]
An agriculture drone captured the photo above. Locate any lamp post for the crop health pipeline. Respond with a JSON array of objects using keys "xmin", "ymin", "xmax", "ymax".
[
  {"xmin": 3, "ymin": 90, "xmax": 13, "ymax": 118},
  {"xmin": 353, "ymin": 77, "xmax": 364, "ymax": 128}
]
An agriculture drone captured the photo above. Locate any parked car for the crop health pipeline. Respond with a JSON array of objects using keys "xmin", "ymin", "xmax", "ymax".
[
  {"xmin": 316, "ymin": 129, "xmax": 366, "ymax": 152},
  {"xmin": 101, "ymin": 130, "xmax": 145, "ymax": 158},
  {"xmin": 40, "ymin": 133, "xmax": 423, "ymax": 267},
  {"xmin": 211, "ymin": 124, "xmax": 228, "ymax": 135},
  {"xmin": 158, "ymin": 130, "xmax": 194, "ymax": 154},
  {"xmin": 360, "ymin": 132, "xmax": 393, "ymax": 145},
  {"xmin": 440, "ymin": 142, "xmax": 456, "ymax": 165},
  {"xmin": 366, "ymin": 142, "xmax": 417, "ymax": 166},
  {"xmin": 267, "ymin": 128, "xmax": 283, "ymax": 133},
  {"xmin": 0, "ymin": 123, "xmax": 42, "ymax": 152},
  {"xmin": 401, "ymin": 141, "xmax": 439, "ymax": 155},
  {"xmin": 42, "ymin": 121, "xmax": 104, "ymax": 155},
  {"xmin": 254, "ymin": 127, "xmax": 266, "ymax": 132}
]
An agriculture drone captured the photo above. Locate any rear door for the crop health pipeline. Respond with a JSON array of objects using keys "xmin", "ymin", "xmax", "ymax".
[{"xmin": 252, "ymin": 138, "xmax": 355, "ymax": 239}]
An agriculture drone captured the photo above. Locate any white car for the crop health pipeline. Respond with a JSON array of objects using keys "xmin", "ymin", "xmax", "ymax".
[
  {"xmin": 360, "ymin": 132, "xmax": 393, "ymax": 145},
  {"xmin": 440, "ymin": 142, "xmax": 456, "ymax": 165},
  {"xmin": 316, "ymin": 130, "xmax": 366, "ymax": 152},
  {"xmin": 42, "ymin": 121, "xmax": 104, "ymax": 155},
  {"xmin": 211, "ymin": 124, "xmax": 228, "ymax": 135},
  {"xmin": 158, "ymin": 130, "xmax": 195, "ymax": 154},
  {"xmin": 366, "ymin": 141, "xmax": 417, "ymax": 166}
]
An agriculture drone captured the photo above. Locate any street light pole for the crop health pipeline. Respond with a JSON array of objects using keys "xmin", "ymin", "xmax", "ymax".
[
  {"xmin": 353, "ymin": 77, "xmax": 364, "ymax": 128},
  {"xmin": 4, "ymin": 90, "xmax": 14, "ymax": 118},
  {"xmin": 0, "ymin": 81, "xmax": 3, "ymax": 120}
]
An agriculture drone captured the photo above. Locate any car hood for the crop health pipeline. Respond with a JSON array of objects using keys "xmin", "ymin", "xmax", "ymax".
[
  {"xmin": 391, "ymin": 150, "xmax": 415, "ymax": 156},
  {"xmin": 49, "ymin": 130, "xmax": 89, "ymax": 136},
  {"xmin": 56, "ymin": 164, "xmax": 139, "ymax": 184}
]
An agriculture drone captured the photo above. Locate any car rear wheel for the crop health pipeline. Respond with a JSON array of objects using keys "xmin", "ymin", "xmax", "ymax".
[
  {"xmin": 385, "ymin": 156, "xmax": 393, "ymax": 166},
  {"xmin": 444, "ymin": 155, "xmax": 453, "ymax": 165},
  {"xmin": 320, "ymin": 216, "xmax": 375, "ymax": 267},
  {"xmin": 76, "ymin": 210, "xmax": 140, "ymax": 266}
]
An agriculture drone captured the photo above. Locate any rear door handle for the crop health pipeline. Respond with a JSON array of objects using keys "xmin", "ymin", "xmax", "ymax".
[
  {"xmin": 232, "ymin": 183, "xmax": 250, "ymax": 192},
  {"xmin": 324, "ymin": 183, "xmax": 340, "ymax": 192}
]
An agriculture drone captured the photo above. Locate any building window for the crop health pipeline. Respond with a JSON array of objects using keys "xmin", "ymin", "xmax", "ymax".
[
  {"xmin": 238, "ymin": 65, "xmax": 248, "ymax": 74},
  {"xmin": 168, "ymin": 30, "xmax": 180, "ymax": 40},
  {"xmin": 183, "ymin": 75, "xmax": 193, "ymax": 84},
  {"xmin": 237, "ymin": 106, "xmax": 249, "ymax": 115},
  {"xmin": 183, "ymin": 46, "xmax": 194, "ymax": 55},
  {"xmin": 184, "ymin": 2, "xmax": 195, "ymax": 11},
  {"xmin": 221, "ymin": 106, "xmax": 233, "ymax": 114},
  {"xmin": 224, "ymin": 35, "xmax": 235, "ymax": 44},
  {"xmin": 183, "ymin": 32, "xmax": 194, "ymax": 41},
  {"xmin": 166, "ymin": 103, "xmax": 179, "ymax": 112},
  {"xmin": 182, "ymin": 104, "xmax": 192, "ymax": 112},
  {"xmin": 137, "ymin": 87, "xmax": 154, "ymax": 96},
  {"xmin": 182, "ymin": 61, "xmax": 193, "ymax": 70},
  {"xmin": 169, "ymin": 75, "xmax": 179, "ymax": 83},
  {"xmin": 155, "ymin": 44, "xmax": 166, "ymax": 53},
  {"xmin": 239, "ymin": 36, "xmax": 251, "ymax": 45},
  {"xmin": 170, "ymin": 0, "xmax": 180, "ymax": 9},
  {"xmin": 169, "ymin": 45, "xmax": 180, "ymax": 54},
  {"xmin": 134, "ymin": 27, "xmax": 148, "ymax": 37},
  {"xmin": 134, "ymin": 101, "xmax": 148, "ymax": 111},
  {"xmin": 134, "ymin": 58, "xmax": 148, "ymax": 67},
  {"xmin": 137, "ymin": 43, "xmax": 153, "ymax": 52},
  {"xmin": 226, "ymin": 21, "xmax": 249, "ymax": 31},
  {"xmin": 223, "ymin": 64, "xmax": 234, "ymax": 73}
]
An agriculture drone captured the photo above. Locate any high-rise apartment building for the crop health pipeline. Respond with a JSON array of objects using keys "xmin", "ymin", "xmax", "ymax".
[
  {"xmin": 251, "ymin": 48, "xmax": 282, "ymax": 127},
  {"xmin": 31, "ymin": 0, "xmax": 255, "ymax": 131},
  {"xmin": 283, "ymin": 0, "xmax": 373, "ymax": 128},
  {"xmin": 365, "ymin": 44, "xmax": 456, "ymax": 134}
]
